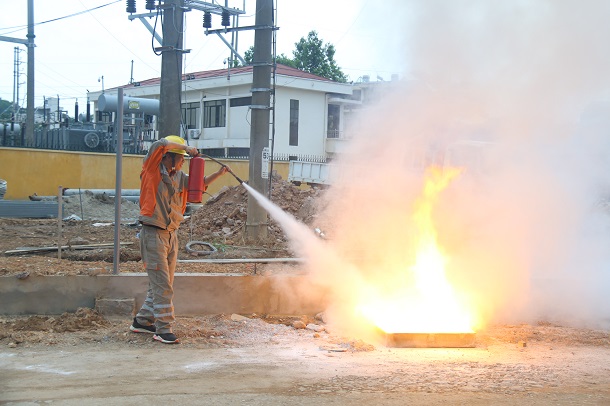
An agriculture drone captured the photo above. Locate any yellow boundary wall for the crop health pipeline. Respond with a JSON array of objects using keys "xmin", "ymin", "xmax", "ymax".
[{"xmin": 0, "ymin": 147, "xmax": 286, "ymax": 200}]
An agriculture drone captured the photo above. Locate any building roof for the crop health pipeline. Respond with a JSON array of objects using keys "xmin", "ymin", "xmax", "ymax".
[{"xmin": 123, "ymin": 63, "xmax": 334, "ymax": 89}]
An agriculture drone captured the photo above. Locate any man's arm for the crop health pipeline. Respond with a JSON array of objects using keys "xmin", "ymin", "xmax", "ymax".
[{"xmin": 204, "ymin": 166, "xmax": 229, "ymax": 185}]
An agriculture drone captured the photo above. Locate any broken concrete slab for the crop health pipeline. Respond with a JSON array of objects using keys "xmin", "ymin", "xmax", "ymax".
[{"xmin": 95, "ymin": 298, "xmax": 136, "ymax": 316}]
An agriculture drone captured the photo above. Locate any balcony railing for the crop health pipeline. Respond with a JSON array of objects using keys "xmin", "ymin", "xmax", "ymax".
[
  {"xmin": 326, "ymin": 129, "xmax": 342, "ymax": 139},
  {"xmin": 326, "ymin": 129, "xmax": 353, "ymax": 140}
]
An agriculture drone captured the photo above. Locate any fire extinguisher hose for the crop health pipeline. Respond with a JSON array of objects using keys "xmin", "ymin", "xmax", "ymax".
[{"xmin": 197, "ymin": 153, "xmax": 245, "ymax": 185}]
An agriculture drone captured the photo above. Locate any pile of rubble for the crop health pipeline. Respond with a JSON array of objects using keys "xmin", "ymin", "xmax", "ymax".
[{"xmin": 187, "ymin": 178, "xmax": 326, "ymax": 248}]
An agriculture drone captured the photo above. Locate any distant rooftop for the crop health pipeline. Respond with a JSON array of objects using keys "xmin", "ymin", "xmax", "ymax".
[{"xmin": 122, "ymin": 63, "xmax": 334, "ymax": 89}]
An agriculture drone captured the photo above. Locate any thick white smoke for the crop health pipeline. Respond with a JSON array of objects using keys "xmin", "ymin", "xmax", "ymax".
[{"xmin": 309, "ymin": 0, "xmax": 610, "ymax": 331}]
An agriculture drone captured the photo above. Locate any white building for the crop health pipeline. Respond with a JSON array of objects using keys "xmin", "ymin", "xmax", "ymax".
[{"xmin": 88, "ymin": 64, "xmax": 359, "ymax": 162}]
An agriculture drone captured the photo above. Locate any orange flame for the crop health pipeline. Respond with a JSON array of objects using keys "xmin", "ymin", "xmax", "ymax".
[{"xmin": 356, "ymin": 166, "xmax": 476, "ymax": 334}]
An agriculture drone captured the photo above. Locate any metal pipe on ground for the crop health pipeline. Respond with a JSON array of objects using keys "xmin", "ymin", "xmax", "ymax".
[
  {"xmin": 178, "ymin": 258, "xmax": 303, "ymax": 264},
  {"xmin": 62, "ymin": 189, "xmax": 141, "ymax": 196},
  {"xmin": 30, "ymin": 195, "xmax": 140, "ymax": 203}
]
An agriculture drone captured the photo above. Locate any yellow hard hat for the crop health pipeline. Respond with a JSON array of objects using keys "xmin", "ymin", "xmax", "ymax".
[{"xmin": 164, "ymin": 135, "xmax": 187, "ymax": 155}]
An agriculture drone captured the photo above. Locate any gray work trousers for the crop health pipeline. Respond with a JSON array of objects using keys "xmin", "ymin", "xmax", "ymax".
[{"xmin": 135, "ymin": 225, "xmax": 178, "ymax": 334}]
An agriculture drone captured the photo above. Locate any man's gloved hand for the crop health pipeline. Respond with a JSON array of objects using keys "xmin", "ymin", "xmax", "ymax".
[{"xmin": 186, "ymin": 146, "xmax": 199, "ymax": 156}]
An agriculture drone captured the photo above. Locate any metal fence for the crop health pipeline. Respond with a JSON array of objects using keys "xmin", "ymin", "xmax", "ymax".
[
  {"xmin": 1, "ymin": 130, "xmax": 328, "ymax": 163},
  {"xmin": 198, "ymin": 149, "xmax": 327, "ymax": 163},
  {"xmin": 1, "ymin": 127, "xmax": 148, "ymax": 155}
]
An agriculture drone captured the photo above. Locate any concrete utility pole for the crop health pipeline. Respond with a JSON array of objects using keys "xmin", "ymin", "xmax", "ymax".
[
  {"xmin": 25, "ymin": 0, "xmax": 35, "ymax": 145},
  {"xmin": 245, "ymin": 0, "xmax": 273, "ymax": 241},
  {"xmin": 1, "ymin": 0, "xmax": 35, "ymax": 144},
  {"xmin": 13, "ymin": 48, "xmax": 21, "ymax": 121},
  {"xmin": 158, "ymin": 0, "xmax": 184, "ymax": 138}
]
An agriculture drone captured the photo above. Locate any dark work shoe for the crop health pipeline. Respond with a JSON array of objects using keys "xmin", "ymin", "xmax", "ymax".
[
  {"xmin": 153, "ymin": 333, "xmax": 180, "ymax": 344},
  {"xmin": 130, "ymin": 318, "xmax": 155, "ymax": 334}
]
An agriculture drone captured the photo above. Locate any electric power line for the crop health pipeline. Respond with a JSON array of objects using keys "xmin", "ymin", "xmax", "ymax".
[{"xmin": 0, "ymin": 0, "xmax": 121, "ymax": 35}]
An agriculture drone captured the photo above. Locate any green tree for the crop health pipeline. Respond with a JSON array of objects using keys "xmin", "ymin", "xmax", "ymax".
[
  {"xmin": 243, "ymin": 47, "xmax": 296, "ymax": 68},
  {"xmin": 293, "ymin": 31, "xmax": 347, "ymax": 83},
  {"xmin": 275, "ymin": 53, "xmax": 296, "ymax": 68},
  {"xmin": 242, "ymin": 31, "xmax": 348, "ymax": 83},
  {"xmin": 0, "ymin": 98, "xmax": 14, "ymax": 121}
]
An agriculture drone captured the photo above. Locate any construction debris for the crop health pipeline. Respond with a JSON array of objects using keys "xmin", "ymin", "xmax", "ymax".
[
  {"xmin": 230, "ymin": 314, "xmax": 249, "ymax": 322},
  {"xmin": 188, "ymin": 178, "xmax": 327, "ymax": 246}
]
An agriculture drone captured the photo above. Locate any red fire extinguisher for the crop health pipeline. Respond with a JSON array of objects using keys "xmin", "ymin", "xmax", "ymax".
[{"xmin": 187, "ymin": 156, "xmax": 205, "ymax": 203}]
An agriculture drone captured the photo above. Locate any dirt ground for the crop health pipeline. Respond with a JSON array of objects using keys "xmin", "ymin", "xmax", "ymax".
[
  {"xmin": 0, "ymin": 310, "xmax": 609, "ymax": 405},
  {"xmin": 1, "ymin": 181, "xmax": 610, "ymax": 404}
]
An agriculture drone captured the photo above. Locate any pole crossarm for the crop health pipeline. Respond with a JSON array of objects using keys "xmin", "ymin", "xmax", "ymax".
[
  {"xmin": 206, "ymin": 25, "xmax": 278, "ymax": 35},
  {"xmin": 185, "ymin": 0, "xmax": 246, "ymax": 15},
  {"xmin": 0, "ymin": 35, "xmax": 30, "ymax": 46},
  {"xmin": 207, "ymin": 26, "xmax": 278, "ymax": 66},
  {"xmin": 127, "ymin": 11, "xmax": 157, "ymax": 19},
  {"xmin": 154, "ymin": 46, "xmax": 191, "ymax": 53}
]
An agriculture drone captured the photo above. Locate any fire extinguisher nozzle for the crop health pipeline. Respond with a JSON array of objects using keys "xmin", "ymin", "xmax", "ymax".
[{"xmin": 228, "ymin": 169, "xmax": 244, "ymax": 184}]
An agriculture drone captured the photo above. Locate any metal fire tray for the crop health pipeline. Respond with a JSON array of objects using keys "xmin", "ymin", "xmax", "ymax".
[{"xmin": 384, "ymin": 332, "xmax": 476, "ymax": 348}]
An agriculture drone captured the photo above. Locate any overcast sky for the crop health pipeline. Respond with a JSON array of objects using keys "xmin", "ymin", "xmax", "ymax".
[{"xmin": 0, "ymin": 0, "xmax": 407, "ymax": 109}]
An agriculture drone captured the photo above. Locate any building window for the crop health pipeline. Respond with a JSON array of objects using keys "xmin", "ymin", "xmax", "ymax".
[
  {"xmin": 201, "ymin": 148, "xmax": 225, "ymax": 158},
  {"xmin": 230, "ymin": 97, "xmax": 252, "ymax": 107},
  {"xmin": 327, "ymin": 104, "xmax": 340, "ymax": 138},
  {"xmin": 289, "ymin": 99, "xmax": 299, "ymax": 146},
  {"xmin": 203, "ymin": 99, "xmax": 226, "ymax": 128},
  {"xmin": 228, "ymin": 147, "xmax": 249, "ymax": 158},
  {"xmin": 181, "ymin": 102, "xmax": 200, "ymax": 129}
]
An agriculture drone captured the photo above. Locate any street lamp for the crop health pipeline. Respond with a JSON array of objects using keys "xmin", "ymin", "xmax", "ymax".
[{"xmin": 98, "ymin": 76, "xmax": 104, "ymax": 93}]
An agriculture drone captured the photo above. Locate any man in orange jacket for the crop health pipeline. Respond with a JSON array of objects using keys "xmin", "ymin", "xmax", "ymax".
[{"xmin": 130, "ymin": 135, "xmax": 228, "ymax": 344}]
